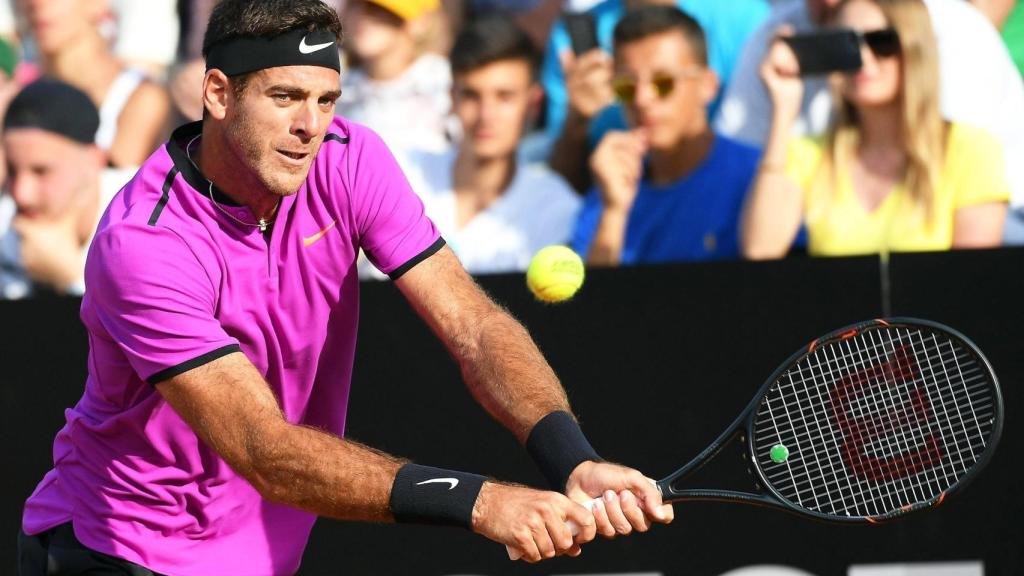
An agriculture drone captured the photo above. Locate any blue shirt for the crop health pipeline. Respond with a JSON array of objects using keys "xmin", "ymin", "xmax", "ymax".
[
  {"xmin": 541, "ymin": 0, "xmax": 771, "ymax": 142},
  {"xmin": 571, "ymin": 134, "xmax": 760, "ymax": 264}
]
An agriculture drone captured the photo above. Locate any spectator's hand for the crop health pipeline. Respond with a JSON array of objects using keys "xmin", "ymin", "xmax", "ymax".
[
  {"xmin": 565, "ymin": 460, "xmax": 673, "ymax": 538},
  {"xmin": 561, "ymin": 49, "xmax": 616, "ymax": 121},
  {"xmin": 760, "ymin": 27, "xmax": 804, "ymax": 124},
  {"xmin": 590, "ymin": 129, "xmax": 647, "ymax": 213},
  {"xmin": 471, "ymin": 481, "xmax": 596, "ymax": 562},
  {"xmin": 14, "ymin": 213, "xmax": 84, "ymax": 293}
]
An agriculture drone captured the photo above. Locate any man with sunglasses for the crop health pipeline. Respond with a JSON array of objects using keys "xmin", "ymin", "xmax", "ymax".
[
  {"xmin": 571, "ymin": 5, "xmax": 761, "ymax": 266},
  {"xmin": 715, "ymin": 0, "xmax": 1024, "ymax": 246}
]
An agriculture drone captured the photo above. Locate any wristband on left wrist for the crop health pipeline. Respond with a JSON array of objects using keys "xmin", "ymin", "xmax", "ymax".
[{"xmin": 526, "ymin": 410, "xmax": 602, "ymax": 492}]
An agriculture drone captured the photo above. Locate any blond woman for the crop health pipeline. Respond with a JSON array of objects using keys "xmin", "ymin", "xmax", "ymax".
[{"xmin": 741, "ymin": 0, "xmax": 1008, "ymax": 258}]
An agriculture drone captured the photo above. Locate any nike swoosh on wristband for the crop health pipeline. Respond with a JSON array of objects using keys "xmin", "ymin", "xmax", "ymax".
[
  {"xmin": 299, "ymin": 36, "xmax": 335, "ymax": 54},
  {"xmin": 416, "ymin": 478, "xmax": 459, "ymax": 490}
]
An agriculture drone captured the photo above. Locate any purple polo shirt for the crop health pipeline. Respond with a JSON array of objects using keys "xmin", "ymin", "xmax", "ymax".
[{"xmin": 22, "ymin": 118, "xmax": 442, "ymax": 575}]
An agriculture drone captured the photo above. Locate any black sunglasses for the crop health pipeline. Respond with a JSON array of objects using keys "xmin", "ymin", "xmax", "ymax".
[{"xmin": 860, "ymin": 28, "xmax": 901, "ymax": 58}]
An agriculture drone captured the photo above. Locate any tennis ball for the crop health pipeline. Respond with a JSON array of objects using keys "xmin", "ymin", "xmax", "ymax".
[{"xmin": 526, "ymin": 245, "xmax": 585, "ymax": 303}]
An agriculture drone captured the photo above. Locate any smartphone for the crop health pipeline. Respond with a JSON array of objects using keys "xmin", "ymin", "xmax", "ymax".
[
  {"xmin": 563, "ymin": 12, "xmax": 598, "ymax": 56},
  {"xmin": 782, "ymin": 29, "xmax": 863, "ymax": 75}
]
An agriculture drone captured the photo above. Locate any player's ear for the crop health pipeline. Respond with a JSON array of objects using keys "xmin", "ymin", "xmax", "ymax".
[{"xmin": 203, "ymin": 69, "xmax": 231, "ymax": 121}]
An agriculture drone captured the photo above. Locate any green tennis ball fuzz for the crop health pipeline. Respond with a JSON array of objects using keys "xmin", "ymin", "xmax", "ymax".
[{"xmin": 526, "ymin": 246, "xmax": 585, "ymax": 303}]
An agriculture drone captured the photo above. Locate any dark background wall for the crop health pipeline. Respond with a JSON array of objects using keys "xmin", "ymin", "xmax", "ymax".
[{"xmin": 3, "ymin": 250, "xmax": 1021, "ymax": 575}]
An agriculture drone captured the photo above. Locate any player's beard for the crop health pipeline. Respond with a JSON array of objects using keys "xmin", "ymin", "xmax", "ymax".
[{"xmin": 226, "ymin": 112, "xmax": 311, "ymax": 199}]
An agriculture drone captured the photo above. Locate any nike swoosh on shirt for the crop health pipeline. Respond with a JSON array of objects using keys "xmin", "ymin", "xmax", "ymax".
[
  {"xmin": 299, "ymin": 36, "xmax": 335, "ymax": 54},
  {"xmin": 416, "ymin": 478, "xmax": 459, "ymax": 490},
  {"xmin": 303, "ymin": 220, "xmax": 336, "ymax": 247}
]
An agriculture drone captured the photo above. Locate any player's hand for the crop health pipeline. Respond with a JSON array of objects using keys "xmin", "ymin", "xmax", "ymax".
[
  {"xmin": 760, "ymin": 26, "xmax": 804, "ymax": 124},
  {"xmin": 471, "ymin": 481, "xmax": 597, "ymax": 562},
  {"xmin": 565, "ymin": 460, "xmax": 674, "ymax": 538},
  {"xmin": 13, "ymin": 213, "xmax": 85, "ymax": 293},
  {"xmin": 590, "ymin": 129, "xmax": 647, "ymax": 214},
  {"xmin": 561, "ymin": 48, "xmax": 615, "ymax": 121}
]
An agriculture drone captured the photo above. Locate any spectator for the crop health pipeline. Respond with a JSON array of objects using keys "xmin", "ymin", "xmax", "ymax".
[
  {"xmin": 21, "ymin": 0, "xmax": 171, "ymax": 168},
  {"xmin": 0, "ymin": 80, "xmax": 133, "ymax": 299},
  {"xmin": 715, "ymin": 0, "xmax": 1024, "ymax": 244},
  {"xmin": 741, "ymin": 0, "xmax": 1008, "ymax": 259},
  {"xmin": 368, "ymin": 15, "xmax": 579, "ymax": 276},
  {"xmin": 337, "ymin": 0, "xmax": 452, "ymax": 153},
  {"xmin": 544, "ymin": 0, "xmax": 770, "ymax": 190},
  {"xmin": 571, "ymin": 6, "xmax": 761, "ymax": 266}
]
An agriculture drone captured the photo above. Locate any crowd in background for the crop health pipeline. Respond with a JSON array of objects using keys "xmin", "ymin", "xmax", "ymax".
[{"xmin": 0, "ymin": 0, "xmax": 1022, "ymax": 297}]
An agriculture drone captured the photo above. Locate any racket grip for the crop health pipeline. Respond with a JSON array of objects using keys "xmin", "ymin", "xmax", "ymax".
[{"xmin": 505, "ymin": 497, "xmax": 603, "ymax": 561}]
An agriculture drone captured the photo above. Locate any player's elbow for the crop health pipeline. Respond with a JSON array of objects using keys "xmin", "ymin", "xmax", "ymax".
[{"xmin": 231, "ymin": 422, "xmax": 298, "ymax": 504}]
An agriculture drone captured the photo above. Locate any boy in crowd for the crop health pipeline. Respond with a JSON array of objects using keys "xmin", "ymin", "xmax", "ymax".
[
  {"xmin": 0, "ymin": 80, "xmax": 132, "ymax": 299},
  {"xmin": 384, "ymin": 15, "xmax": 580, "ymax": 275},
  {"xmin": 572, "ymin": 6, "xmax": 760, "ymax": 266}
]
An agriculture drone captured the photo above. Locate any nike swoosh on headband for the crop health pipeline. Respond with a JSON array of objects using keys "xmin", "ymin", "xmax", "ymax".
[
  {"xmin": 299, "ymin": 35, "xmax": 335, "ymax": 54},
  {"xmin": 416, "ymin": 478, "xmax": 459, "ymax": 490}
]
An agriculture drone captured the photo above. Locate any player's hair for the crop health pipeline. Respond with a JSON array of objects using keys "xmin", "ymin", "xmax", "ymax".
[
  {"xmin": 449, "ymin": 15, "xmax": 540, "ymax": 80},
  {"xmin": 202, "ymin": 0, "xmax": 343, "ymax": 97},
  {"xmin": 812, "ymin": 0, "xmax": 942, "ymax": 223},
  {"xmin": 612, "ymin": 5, "xmax": 708, "ymax": 66}
]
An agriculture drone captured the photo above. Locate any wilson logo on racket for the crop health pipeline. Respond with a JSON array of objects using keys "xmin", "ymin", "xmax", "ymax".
[{"xmin": 829, "ymin": 345, "xmax": 945, "ymax": 484}]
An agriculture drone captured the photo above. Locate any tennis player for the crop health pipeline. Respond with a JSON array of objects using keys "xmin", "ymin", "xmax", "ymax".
[{"xmin": 17, "ymin": 1, "xmax": 672, "ymax": 574}]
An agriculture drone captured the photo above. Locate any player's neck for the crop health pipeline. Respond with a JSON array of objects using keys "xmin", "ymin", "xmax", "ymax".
[
  {"xmin": 195, "ymin": 127, "xmax": 282, "ymax": 223},
  {"xmin": 648, "ymin": 126, "xmax": 714, "ymax": 186}
]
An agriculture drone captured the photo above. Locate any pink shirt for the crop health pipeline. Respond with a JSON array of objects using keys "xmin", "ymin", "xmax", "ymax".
[{"xmin": 22, "ymin": 118, "xmax": 441, "ymax": 575}]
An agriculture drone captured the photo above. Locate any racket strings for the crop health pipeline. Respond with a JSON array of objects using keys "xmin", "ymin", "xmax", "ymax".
[{"xmin": 752, "ymin": 327, "xmax": 997, "ymax": 519}]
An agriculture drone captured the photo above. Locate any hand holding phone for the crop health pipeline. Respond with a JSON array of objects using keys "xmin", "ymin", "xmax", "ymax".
[
  {"xmin": 563, "ymin": 12, "xmax": 598, "ymax": 56},
  {"xmin": 760, "ymin": 27, "xmax": 807, "ymax": 122}
]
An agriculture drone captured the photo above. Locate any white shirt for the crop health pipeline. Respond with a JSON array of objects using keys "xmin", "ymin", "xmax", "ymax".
[
  {"xmin": 109, "ymin": 0, "xmax": 180, "ymax": 71},
  {"xmin": 338, "ymin": 53, "xmax": 452, "ymax": 154},
  {"xmin": 0, "ymin": 167, "xmax": 133, "ymax": 299},
  {"xmin": 714, "ymin": 0, "xmax": 1024, "ymax": 208},
  {"xmin": 363, "ymin": 148, "xmax": 581, "ymax": 277}
]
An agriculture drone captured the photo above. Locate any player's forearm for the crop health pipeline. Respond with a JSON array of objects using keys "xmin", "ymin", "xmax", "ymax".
[
  {"xmin": 245, "ymin": 423, "xmax": 404, "ymax": 521},
  {"xmin": 457, "ymin": 302, "xmax": 571, "ymax": 443}
]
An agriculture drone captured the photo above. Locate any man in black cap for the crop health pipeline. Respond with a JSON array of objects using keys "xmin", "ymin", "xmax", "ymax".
[{"xmin": 0, "ymin": 79, "xmax": 133, "ymax": 298}]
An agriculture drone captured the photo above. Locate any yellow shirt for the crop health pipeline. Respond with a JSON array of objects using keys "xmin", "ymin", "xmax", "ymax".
[{"xmin": 785, "ymin": 123, "xmax": 1010, "ymax": 256}]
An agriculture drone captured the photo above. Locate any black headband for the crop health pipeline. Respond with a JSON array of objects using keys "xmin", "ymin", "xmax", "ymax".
[
  {"xmin": 4, "ymin": 79, "xmax": 99, "ymax": 144},
  {"xmin": 206, "ymin": 29, "xmax": 340, "ymax": 76}
]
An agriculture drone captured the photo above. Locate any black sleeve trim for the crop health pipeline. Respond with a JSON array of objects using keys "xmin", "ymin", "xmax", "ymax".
[
  {"xmin": 388, "ymin": 237, "xmax": 446, "ymax": 281},
  {"xmin": 148, "ymin": 166, "xmax": 180, "ymax": 226},
  {"xmin": 146, "ymin": 344, "xmax": 241, "ymax": 385},
  {"xmin": 325, "ymin": 133, "xmax": 350, "ymax": 144}
]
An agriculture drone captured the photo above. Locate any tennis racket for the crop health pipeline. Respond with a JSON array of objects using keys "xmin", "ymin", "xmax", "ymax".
[{"xmin": 508, "ymin": 318, "xmax": 1002, "ymax": 559}]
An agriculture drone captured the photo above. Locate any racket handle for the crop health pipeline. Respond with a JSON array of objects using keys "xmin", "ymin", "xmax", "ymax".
[{"xmin": 505, "ymin": 497, "xmax": 603, "ymax": 561}]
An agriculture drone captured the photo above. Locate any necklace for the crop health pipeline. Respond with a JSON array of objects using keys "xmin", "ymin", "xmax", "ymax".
[{"xmin": 185, "ymin": 134, "xmax": 277, "ymax": 232}]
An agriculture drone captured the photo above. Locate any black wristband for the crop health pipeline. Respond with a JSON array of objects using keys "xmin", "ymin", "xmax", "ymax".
[
  {"xmin": 526, "ymin": 411, "xmax": 602, "ymax": 492},
  {"xmin": 389, "ymin": 463, "xmax": 487, "ymax": 529}
]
